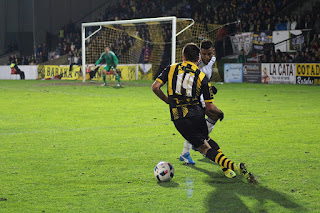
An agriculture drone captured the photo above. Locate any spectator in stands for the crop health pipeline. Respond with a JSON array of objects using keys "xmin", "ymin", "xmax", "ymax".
[
  {"xmin": 275, "ymin": 49, "xmax": 282, "ymax": 60},
  {"xmin": 270, "ymin": 48, "xmax": 276, "ymax": 57},
  {"xmin": 304, "ymin": 14, "xmax": 313, "ymax": 30},
  {"xmin": 58, "ymin": 43, "xmax": 64, "ymax": 56},
  {"xmin": 260, "ymin": 54, "xmax": 268, "ymax": 62},
  {"xmin": 10, "ymin": 62, "xmax": 25, "ymax": 80},
  {"xmin": 42, "ymin": 44, "xmax": 48, "ymax": 62},
  {"xmin": 316, "ymin": 47, "xmax": 320, "ymax": 59},
  {"xmin": 275, "ymin": 17, "xmax": 287, "ymax": 30},
  {"xmin": 270, "ymin": 55, "xmax": 276, "ymax": 63},
  {"xmin": 63, "ymin": 41, "xmax": 71, "ymax": 55},
  {"xmin": 271, "ymin": 16, "xmax": 277, "ymax": 30},
  {"xmin": 285, "ymin": 15, "xmax": 291, "ymax": 30},
  {"xmin": 74, "ymin": 49, "xmax": 81, "ymax": 65},
  {"xmin": 241, "ymin": 21, "xmax": 250, "ymax": 32},
  {"xmin": 24, "ymin": 0, "xmax": 320, "ymax": 66},
  {"xmin": 29, "ymin": 56, "xmax": 36, "ymax": 65},
  {"xmin": 314, "ymin": 14, "xmax": 320, "ymax": 34},
  {"xmin": 311, "ymin": 55, "xmax": 318, "ymax": 63},
  {"xmin": 70, "ymin": 42, "xmax": 75, "ymax": 53},
  {"xmin": 311, "ymin": 33, "xmax": 320, "ymax": 51},
  {"xmin": 294, "ymin": 51, "xmax": 303, "ymax": 62},
  {"xmin": 185, "ymin": 1, "xmax": 192, "ymax": 18},
  {"xmin": 250, "ymin": 20, "xmax": 259, "ymax": 32},
  {"xmin": 23, "ymin": 56, "xmax": 29, "ymax": 65},
  {"xmin": 20, "ymin": 55, "xmax": 25, "ymax": 65},
  {"xmin": 35, "ymin": 44, "xmax": 42, "ymax": 60},
  {"xmin": 290, "ymin": 16, "xmax": 297, "ymax": 30},
  {"xmin": 8, "ymin": 54, "xmax": 16, "ymax": 64},
  {"xmin": 284, "ymin": 53, "xmax": 293, "ymax": 63},
  {"xmin": 296, "ymin": 15, "xmax": 304, "ymax": 29},
  {"xmin": 304, "ymin": 51, "xmax": 312, "ymax": 62},
  {"xmin": 37, "ymin": 52, "xmax": 43, "ymax": 64},
  {"xmin": 237, "ymin": 49, "xmax": 247, "ymax": 63},
  {"xmin": 68, "ymin": 51, "xmax": 75, "ymax": 72},
  {"xmin": 59, "ymin": 26, "xmax": 65, "ymax": 42}
]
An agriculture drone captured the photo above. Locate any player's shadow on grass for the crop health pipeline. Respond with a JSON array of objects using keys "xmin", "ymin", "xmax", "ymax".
[
  {"xmin": 190, "ymin": 166, "xmax": 306, "ymax": 213},
  {"xmin": 157, "ymin": 181, "xmax": 179, "ymax": 188}
]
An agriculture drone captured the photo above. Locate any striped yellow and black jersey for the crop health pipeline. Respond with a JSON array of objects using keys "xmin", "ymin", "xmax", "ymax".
[{"xmin": 156, "ymin": 61, "xmax": 214, "ymax": 121}]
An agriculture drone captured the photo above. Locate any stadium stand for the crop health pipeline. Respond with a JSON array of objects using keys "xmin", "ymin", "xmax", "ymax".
[{"xmin": 3, "ymin": 0, "xmax": 320, "ymax": 66}]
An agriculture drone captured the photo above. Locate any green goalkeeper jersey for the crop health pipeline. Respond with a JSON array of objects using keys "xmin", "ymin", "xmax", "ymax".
[{"xmin": 95, "ymin": 51, "xmax": 119, "ymax": 68}]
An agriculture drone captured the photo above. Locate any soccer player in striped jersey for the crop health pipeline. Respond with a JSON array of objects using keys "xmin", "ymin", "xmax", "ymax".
[
  {"xmin": 178, "ymin": 39, "xmax": 239, "ymax": 179},
  {"xmin": 179, "ymin": 39, "xmax": 223, "ymax": 162},
  {"xmin": 152, "ymin": 43, "xmax": 257, "ymax": 183}
]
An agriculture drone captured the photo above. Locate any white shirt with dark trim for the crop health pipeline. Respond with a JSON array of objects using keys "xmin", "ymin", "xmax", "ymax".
[
  {"xmin": 198, "ymin": 56, "xmax": 216, "ymax": 108},
  {"xmin": 197, "ymin": 55, "xmax": 216, "ymax": 80}
]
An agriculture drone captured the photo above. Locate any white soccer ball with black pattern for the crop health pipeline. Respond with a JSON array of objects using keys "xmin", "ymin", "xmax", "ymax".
[{"xmin": 154, "ymin": 161, "xmax": 174, "ymax": 182}]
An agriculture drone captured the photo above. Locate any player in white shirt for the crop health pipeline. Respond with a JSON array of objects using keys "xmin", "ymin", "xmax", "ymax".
[{"xmin": 179, "ymin": 39, "xmax": 236, "ymax": 178}]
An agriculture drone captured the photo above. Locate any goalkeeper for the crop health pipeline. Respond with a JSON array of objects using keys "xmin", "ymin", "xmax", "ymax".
[{"xmin": 94, "ymin": 45, "xmax": 121, "ymax": 86}]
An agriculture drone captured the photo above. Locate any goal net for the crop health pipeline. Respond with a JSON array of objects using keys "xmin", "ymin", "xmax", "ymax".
[{"xmin": 81, "ymin": 17, "xmax": 221, "ymax": 82}]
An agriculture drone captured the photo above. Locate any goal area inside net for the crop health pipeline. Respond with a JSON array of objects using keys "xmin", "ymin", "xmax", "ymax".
[{"xmin": 81, "ymin": 16, "xmax": 220, "ymax": 82}]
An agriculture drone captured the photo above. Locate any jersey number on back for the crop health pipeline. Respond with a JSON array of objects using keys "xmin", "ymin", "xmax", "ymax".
[{"xmin": 175, "ymin": 73, "xmax": 195, "ymax": 97}]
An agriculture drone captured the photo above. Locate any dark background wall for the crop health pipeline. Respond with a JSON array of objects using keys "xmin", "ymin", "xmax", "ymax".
[{"xmin": 0, "ymin": 0, "xmax": 115, "ymax": 55}]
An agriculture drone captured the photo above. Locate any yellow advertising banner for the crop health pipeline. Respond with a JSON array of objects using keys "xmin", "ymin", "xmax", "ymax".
[
  {"xmin": 116, "ymin": 65, "xmax": 136, "ymax": 80},
  {"xmin": 38, "ymin": 64, "xmax": 153, "ymax": 81},
  {"xmin": 296, "ymin": 64, "xmax": 320, "ymax": 77},
  {"xmin": 37, "ymin": 65, "xmax": 81, "ymax": 80}
]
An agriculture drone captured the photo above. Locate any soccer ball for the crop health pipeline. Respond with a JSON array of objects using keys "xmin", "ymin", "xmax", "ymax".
[{"xmin": 154, "ymin": 161, "xmax": 174, "ymax": 182}]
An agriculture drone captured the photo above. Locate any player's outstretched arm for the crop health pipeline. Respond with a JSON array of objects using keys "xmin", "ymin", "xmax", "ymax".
[
  {"xmin": 95, "ymin": 58, "xmax": 102, "ymax": 66},
  {"xmin": 95, "ymin": 52, "xmax": 105, "ymax": 66},
  {"xmin": 205, "ymin": 109, "xmax": 219, "ymax": 122},
  {"xmin": 152, "ymin": 80, "xmax": 169, "ymax": 104},
  {"xmin": 205, "ymin": 102, "xmax": 224, "ymax": 121}
]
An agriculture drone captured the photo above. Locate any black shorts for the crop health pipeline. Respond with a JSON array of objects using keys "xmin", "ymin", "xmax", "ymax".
[{"xmin": 173, "ymin": 116, "xmax": 208, "ymax": 148}]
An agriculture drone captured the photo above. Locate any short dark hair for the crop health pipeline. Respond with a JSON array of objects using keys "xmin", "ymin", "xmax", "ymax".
[
  {"xmin": 105, "ymin": 45, "xmax": 110, "ymax": 49},
  {"xmin": 200, "ymin": 39, "xmax": 213, "ymax": 50},
  {"xmin": 183, "ymin": 43, "xmax": 200, "ymax": 62}
]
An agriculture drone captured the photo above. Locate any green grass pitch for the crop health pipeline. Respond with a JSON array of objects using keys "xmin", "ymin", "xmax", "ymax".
[{"xmin": 0, "ymin": 80, "xmax": 319, "ymax": 212}]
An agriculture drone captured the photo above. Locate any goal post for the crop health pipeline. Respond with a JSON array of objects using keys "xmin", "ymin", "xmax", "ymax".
[
  {"xmin": 81, "ymin": 16, "xmax": 226, "ymax": 83},
  {"xmin": 81, "ymin": 16, "xmax": 184, "ymax": 82}
]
